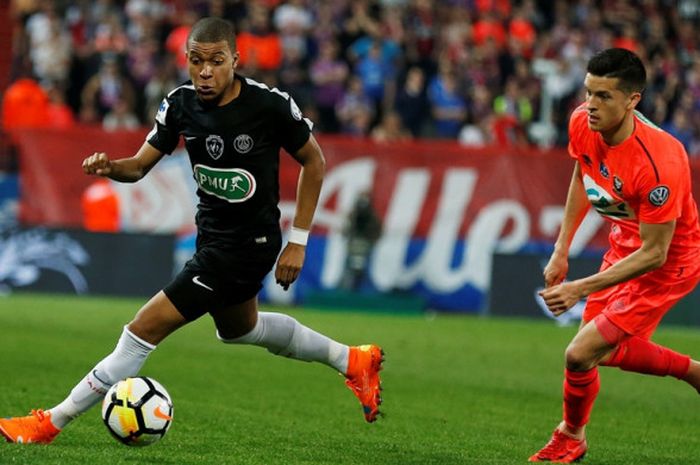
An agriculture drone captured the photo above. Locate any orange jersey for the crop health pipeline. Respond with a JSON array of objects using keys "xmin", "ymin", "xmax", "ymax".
[{"xmin": 568, "ymin": 104, "xmax": 700, "ymax": 271}]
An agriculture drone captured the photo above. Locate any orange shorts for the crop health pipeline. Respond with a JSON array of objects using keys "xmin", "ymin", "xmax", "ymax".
[{"xmin": 583, "ymin": 253, "xmax": 700, "ymax": 340}]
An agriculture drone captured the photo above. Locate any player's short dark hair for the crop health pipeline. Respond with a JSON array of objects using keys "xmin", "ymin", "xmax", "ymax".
[
  {"xmin": 586, "ymin": 48, "xmax": 646, "ymax": 94},
  {"xmin": 187, "ymin": 17, "xmax": 236, "ymax": 52}
]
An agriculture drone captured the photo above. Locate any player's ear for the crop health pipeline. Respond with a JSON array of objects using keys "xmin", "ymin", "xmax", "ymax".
[
  {"xmin": 627, "ymin": 92, "xmax": 641, "ymax": 110},
  {"xmin": 232, "ymin": 51, "xmax": 240, "ymax": 70}
]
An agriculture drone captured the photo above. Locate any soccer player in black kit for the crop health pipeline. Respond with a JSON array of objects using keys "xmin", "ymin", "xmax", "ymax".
[{"xmin": 0, "ymin": 18, "xmax": 384, "ymax": 444}]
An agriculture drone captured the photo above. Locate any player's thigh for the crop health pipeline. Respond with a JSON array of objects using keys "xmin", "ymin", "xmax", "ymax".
[
  {"xmin": 127, "ymin": 291, "xmax": 189, "ymax": 345},
  {"xmin": 599, "ymin": 274, "xmax": 700, "ymax": 339}
]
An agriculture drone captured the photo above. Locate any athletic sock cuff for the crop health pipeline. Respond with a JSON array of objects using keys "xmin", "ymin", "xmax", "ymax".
[
  {"xmin": 565, "ymin": 367, "xmax": 599, "ymax": 386},
  {"xmin": 123, "ymin": 326, "xmax": 157, "ymax": 351},
  {"xmin": 670, "ymin": 354, "xmax": 691, "ymax": 379}
]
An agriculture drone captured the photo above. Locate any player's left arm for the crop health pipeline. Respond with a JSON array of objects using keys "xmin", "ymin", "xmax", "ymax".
[
  {"xmin": 541, "ymin": 220, "xmax": 675, "ymax": 316},
  {"xmin": 275, "ymin": 134, "xmax": 326, "ymax": 290}
]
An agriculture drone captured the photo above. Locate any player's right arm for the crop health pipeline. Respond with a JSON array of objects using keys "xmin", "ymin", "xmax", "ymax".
[
  {"xmin": 82, "ymin": 141, "xmax": 165, "ymax": 183},
  {"xmin": 544, "ymin": 162, "xmax": 590, "ymax": 287}
]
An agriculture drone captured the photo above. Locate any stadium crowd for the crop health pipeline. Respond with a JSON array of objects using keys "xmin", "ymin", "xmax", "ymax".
[{"xmin": 5, "ymin": 0, "xmax": 700, "ymax": 154}]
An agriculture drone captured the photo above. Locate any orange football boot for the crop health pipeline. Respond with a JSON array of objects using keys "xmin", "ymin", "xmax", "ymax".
[
  {"xmin": 529, "ymin": 429, "xmax": 588, "ymax": 463},
  {"xmin": 344, "ymin": 344, "xmax": 384, "ymax": 422},
  {"xmin": 0, "ymin": 409, "xmax": 61, "ymax": 444}
]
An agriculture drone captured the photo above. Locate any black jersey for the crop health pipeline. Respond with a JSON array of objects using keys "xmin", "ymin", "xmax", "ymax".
[{"xmin": 146, "ymin": 75, "xmax": 312, "ymax": 237}]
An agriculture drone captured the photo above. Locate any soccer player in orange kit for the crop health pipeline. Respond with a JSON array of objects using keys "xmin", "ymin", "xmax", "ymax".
[{"xmin": 529, "ymin": 48, "xmax": 700, "ymax": 463}]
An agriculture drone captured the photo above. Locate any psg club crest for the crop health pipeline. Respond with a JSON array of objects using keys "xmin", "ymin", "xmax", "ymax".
[
  {"xmin": 206, "ymin": 135, "xmax": 224, "ymax": 160},
  {"xmin": 648, "ymin": 185, "xmax": 670, "ymax": 207},
  {"xmin": 234, "ymin": 134, "xmax": 254, "ymax": 154},
  {"xmin": 599, "ymin": 162, "xmax": 609, "ymax": 178}
]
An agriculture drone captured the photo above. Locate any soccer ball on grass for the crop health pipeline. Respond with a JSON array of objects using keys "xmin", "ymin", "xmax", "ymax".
[{"xmin": 101, "ymin": 376, "xmax": 173, "ymax": 446}]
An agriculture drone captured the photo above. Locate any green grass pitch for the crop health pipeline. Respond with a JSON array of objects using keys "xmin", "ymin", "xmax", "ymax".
[{"xmin": 1, "ymin": 292, "xmax": 700, "ymax": 465}]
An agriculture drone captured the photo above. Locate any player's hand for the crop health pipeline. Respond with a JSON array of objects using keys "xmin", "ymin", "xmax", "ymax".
[
  {"xmin": 275, "ymin": 243, "xmax": 305, "ymax": 290},
  {"xmin": 538, "ymin": 281, "xmax": 583, "ymax": 316},
  {"xmin": 82, "ymin": 152, "xmax": 113, "ymax": 176},
  {"xmin": 543, "ymin": 251, "xmax": 569, "ymax": 288}
]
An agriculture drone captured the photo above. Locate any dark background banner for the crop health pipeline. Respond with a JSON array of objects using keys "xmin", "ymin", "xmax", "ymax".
[
  {"xmin": 488, "ymin": 252, "xmax": 700, "ymax": 327},
  {"xmin": 0, "ymin": 227, "xmax": 174, "ymax": 297}
]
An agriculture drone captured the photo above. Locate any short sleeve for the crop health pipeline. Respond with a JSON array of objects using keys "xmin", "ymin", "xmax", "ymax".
[
  {"xmin": 146, "ymin": 96, "xmax": 180, "ymax": 154},
  {"xmin": 274, "ymin": 95, "xmax": 313, "ymax": 155},
  {"xmin": 636, "ymin": 146, "xmax": 687, "ymax": 224}
]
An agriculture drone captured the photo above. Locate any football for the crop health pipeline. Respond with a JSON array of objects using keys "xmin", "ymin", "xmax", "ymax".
[{"xmin": 101, "ymin": 376, "xmax": 173, "ymax": 446}]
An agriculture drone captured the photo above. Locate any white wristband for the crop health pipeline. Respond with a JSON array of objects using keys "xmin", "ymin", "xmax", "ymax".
[{"xmin": 288, "ymin": 227, "xmax": 309, "ymax": 246}]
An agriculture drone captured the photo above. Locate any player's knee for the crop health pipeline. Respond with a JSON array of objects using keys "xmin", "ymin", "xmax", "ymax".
[
  {"xmin": 216, "ymin": 321, "xmax": 259, "ymax": 343},
  {"xmin": 217, "ymin": 329, "xmax": 244, "ymax": 343},
  {"xmin": 565, "ymin": 343, "xmax": 596, "ymax": 371}
]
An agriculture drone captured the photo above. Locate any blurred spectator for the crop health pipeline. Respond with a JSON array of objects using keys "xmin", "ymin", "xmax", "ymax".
[
  {"xmin": 403, "ymin": 0, "xmax": 435, "ymax": 67},
  {"xmin": 427, "ymin": 67, "xmax": 467, "ymax": 138},
  {"xmin": 277, "ymin": 45, "xmax": 312, "ymax": 109},
  {"xmin": 165, "ymin": 10, "xmax": 197, "ymax": 81},
  {"xmin": 613, "ymin": 23, "xmax": 640, "ymax": 53},
  {"xmin": 273, "ymin": 0, "xmax": 313, "ymax": 59},
  {"xmin": 237, "ymin": 4, "xmax": 283, "ymax": 75},
  {"xmin": 336, "ymin": 75, "xmax": 374, "ymax": 136},
  {"xmin": 80, "ymin": 57, "xmax": 136, "ymax": 123},
  {"xmin": 339, "ymin": 0, "xmax": 380, "ymax": 54},
  {"xmin": 662, "ymin": 110, "xmax": 694, "ymax": 154},
  {"xmin": 103, "ymin": 97, "xmax": 140, "ymax": 131},
  {"xmin": 353, "ymin": 39, "xmax": 395, "ymax": 116},
  {"xmin": 143, "ymin": 56, "xmax": 178, "ymax": 122},
  {"xmin": 310, "ymin": 40, "xmax": 349, "ymax": 133},
  {"xmin": 93, "ymin": 12, "xmax": 130, "ymax": 58},
  {"xmin": 508, "ymin": 6, "xmax": 537, "ymax": 56},
  {"xmin": 127, "ymin": 37, "xmax": 160, "ymax": 91},
  {"xmin": 370, "ymin": 111, "xmax": 411, "ymax": 143},
  {"xmin": 469, "ymin": 84, "xmax": 494, "ymax": 121},
  {"xmin": 394, "ymin": 66, "xmax": 428, "ymax": 137},
  {"xmin": 274, "ymin": 0, "xmax": 313, "ymax": 32},
  {"xmin": 45, "ymin": 83, "xmax": 76, "ymax": 128},
  {"xmin": 311, "ymin": 2, "xmax": 341, "ymax": 45},
  {"xmin": 492, "ymin": 77, "xmax": 533, "ymax": 146},
  {"xmin": 29, "ymin": 12, "xmax": 72, "ymax": 86},
  {"xmin": 473, "ymin": 12, "xmax": 506, "ymax": 49},
  {"xmin": 459, "ymin": 115, "xmax": 490, "ymax": 147},
  {"xmin": 2, "ymin": 77, "xmax": 49, "ymax": 129}
]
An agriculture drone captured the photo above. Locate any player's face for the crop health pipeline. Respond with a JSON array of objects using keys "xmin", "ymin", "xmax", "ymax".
[
  {"xmin": 187, "ymin": 40, "xmax": 239, "ymax": 104},
  {"xmin": 583, "ymin": 73, "xmax": 640, "ymax": 134}
]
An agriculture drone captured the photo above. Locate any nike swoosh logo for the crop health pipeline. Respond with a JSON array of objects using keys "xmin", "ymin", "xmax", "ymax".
[
  {"xmin": 184, "ymin": 136, "xmax": 197, "ymax": 141},
  {"xmin": 153, "ymin": 405, "xmax": 173, "ymax": 421},
  {"xmin": 192, "ymin": 275, "xmax": 213, "ymax": 291}
]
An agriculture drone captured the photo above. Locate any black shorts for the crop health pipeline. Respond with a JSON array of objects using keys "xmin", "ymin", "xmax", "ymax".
[{"xmin": 163, "ymin": 229, "xmax": 282, "ymax": 321}]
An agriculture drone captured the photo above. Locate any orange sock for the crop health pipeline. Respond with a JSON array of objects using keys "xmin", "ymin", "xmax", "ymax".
[
  {"xmin": 563, "ymin": 367, "xmax": 600, "ymax": 430},
  {"xmin": 603, "ymin": 337, "xmax": 690, "ymax": 379},
  {"xmin": 594, "ymin": 313, "xmax": 690, "ymax": 379}
]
